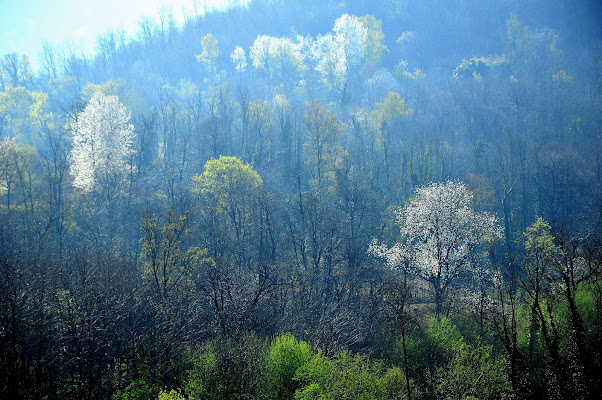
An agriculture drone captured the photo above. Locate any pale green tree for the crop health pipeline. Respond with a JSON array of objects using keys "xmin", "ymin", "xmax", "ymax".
[{"xmin": 197, "ymin": 33, "xmax": 220, "ymax": 73}]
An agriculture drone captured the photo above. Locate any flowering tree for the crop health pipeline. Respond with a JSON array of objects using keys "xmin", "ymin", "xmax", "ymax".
[
  {"xmin": 312, "ymin": 14, "xmax": 367, "ymax": 101},
  {"xmin": 333, "ymin": 14, "xmax": 367, "ymax": 68},
  {"xmin": 69, "ymin": 92, "xmax": 135, "ymax": 194},
  {"xmin": 249, "ymin": 35, "xmax": 304, "ymax": 84},
  {"xmin": 313, "ymin": 33, "xmax": 346, "ymax": 91},
  {"xmin": 230, "ymin": 46, "xmax": 248, "ymax": 73},
  {"xmin": 370, "ymin": 181, "xmax": 501, "ymax": 315}
]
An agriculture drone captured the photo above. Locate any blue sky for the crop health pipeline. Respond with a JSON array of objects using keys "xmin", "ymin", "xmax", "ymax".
[{"xmin": 0, "ymin": 0, "xmax": 244, "ymax": 70}]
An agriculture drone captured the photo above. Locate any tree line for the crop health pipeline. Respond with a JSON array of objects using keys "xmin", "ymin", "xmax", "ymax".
[{"xmin": 1, "ymin": 1, "xmax": 601, "ymax": 399}]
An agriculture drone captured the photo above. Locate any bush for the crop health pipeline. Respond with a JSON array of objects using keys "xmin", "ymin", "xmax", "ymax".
[
  {"xmin": 112, "ymin": 380, "xmax": 154, "ymax": 400},
  {"xmin": 295, "ymin": 351, "xmax": 390, "ymax": 400},
  {"xmin": 265, "ymin": 333, "xmax": 314, "ymax": 399}
]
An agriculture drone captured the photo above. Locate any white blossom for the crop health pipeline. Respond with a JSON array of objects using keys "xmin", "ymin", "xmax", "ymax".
[
  {"xmin": 312, "ymin": 33, "xmax": 347, "ymax": 89},
  {"xmin": 333, "ymin": 14, "xmax": 367, "ymax": 68},
  {"xmin": 370, "ymin": 181, "xmax": 502, "ymax": 313},
  {"xmin": 312, "ymin": 14, "xmax": 367, "ymax": 91},
  {"xmin": 230, "ymin": 46, "xmax": 247, "ymax": 73},
  {"xmin": 249, "ymin": 35, "xmax": 304, "ymax": 78},
  {"xmin": 69, "ymin": 92, "xmax": 135, "ymax": 192}
]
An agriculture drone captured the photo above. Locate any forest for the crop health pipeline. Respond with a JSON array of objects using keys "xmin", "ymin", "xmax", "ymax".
[{"xmin": 1, "ymin": 0, "xmax": 601, "ymax": 399}]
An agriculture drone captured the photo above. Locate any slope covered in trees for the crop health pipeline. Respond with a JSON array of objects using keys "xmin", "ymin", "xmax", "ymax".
[{"xmin": 1, "ymin": 0, "xmax": 601, "ymax": 399}]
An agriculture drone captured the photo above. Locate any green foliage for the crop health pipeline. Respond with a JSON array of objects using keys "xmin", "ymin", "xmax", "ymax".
[
  {"xmin": 184, "ymin": 340, "xmax": 237, "ymax": 400},
  {"xmin": 184, "ymin": 345, "xmax": 228, "ymax": 400},
  {"xmin": 157, "ymin": 389, "xmax": 185, "ymax": 400},
  {"xmin": 192, "ymin": 156, "xmax": 262, "ymax": 213},
  {"xmin": 82, "ymin": 79, "xmax": 147, "ymax": 115},
  {"xmin": 197, "ymin": 34, "xmax": 220, "ymax": 73},
  {"xmin": 515, "ymin": 302, "xmax": 544, "ymax": 358},
  {"xmin": 183, "ymin": 334, "xmax": 269, "ymax": 400},
  {"xmin": 371, "ymin": 91, "xmax": 413, "ymax": 130},
  {"xmin": 574, "ymin": 284, "xmax": 597, "ymax": 332},
  {"xmin": 524, "ymin": 217, "xmax": 559, "ymax": 276},
  {"xmin": 265, "ymin": 333, "xmax": 314, "ymax": 399},
  {"xmin": 294, "ymin": 351, "xmax": 391, "ymax": 400},
  {"xmin": 394, "ymin": 60, "xmax": 425, "ymax": 82},
  {"xmin": 433, "ymin": 342, "xmax": 509, "ymax": 400},
  {"xmin": 112, "ymin": 380, "xmax": 154, "ymax": 400},
  {"xmin": 525, "ymin": 218, "xmax": 555, "ymax": 253},
  {"xmin": 0, "ymin": 85, "xmax": 50, "ymax": 143},
  {"xmin": 426, "ymin": 316, "xmax": 465, "ymax": 356},
  {"xmin": 381, "ymin": 367, "xmax": 407, "ymax": 400},
  {"xmin": 453, "ymin": 55, "xmax": 507, "ymax": 80},
  {"xmin": 404, "ymin": 317, "xmax": 509, "ymax": 398},
  {"xmin": 404, "ymin": 317, "xmax": 464, "ymax": 379},
  {"xmin": 359, "ymin": 15, "xmax": 387, "ymax": 63},
  {"xmin": 506, "ymin": 13, "xmax": 531, "ymax": 56}
]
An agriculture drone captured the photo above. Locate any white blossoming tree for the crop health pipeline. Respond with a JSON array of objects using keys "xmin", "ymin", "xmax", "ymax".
[
  {"xmin": 333, "ymin": 14, "xmax": 367, "ymax": 68},
  {"xmin": 69, "ymin": 92, "xmax": 135, "ymax": 197},
  {"xmin": 249, "ymin": 35, "xmax": 304, "ymax": 85},
  {"xmin": 230, "ymin": 46, "xmax": 248, "ymax": 73},
  {"xmin": 312, "ymin": 14, "xmax": 367, "ymax": 102},
  {"xmin": 370, "ymin": 181, "xmax": 501, "ymax": 315}
]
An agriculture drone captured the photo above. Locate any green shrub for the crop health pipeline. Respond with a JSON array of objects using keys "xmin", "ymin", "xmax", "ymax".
[
  {"xmin": 112, "ymin": 380, "xmax": 154, "ymax": 400},
  {"xmin": 265, "ymin": 333, "xmax": 314, "ymax": 399},
  {"xmin": 157, "ymin": 389, "xmax": 185, "ymax": 400}
]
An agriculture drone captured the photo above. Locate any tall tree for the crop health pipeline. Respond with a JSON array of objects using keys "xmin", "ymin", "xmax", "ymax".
[
  {"xmin": 69, "ymin": 91, "xmax": 135, "ymax": 198},
  {"xmin": 371, "ymin": 181, "xmax": 501, "ymax": 315}
]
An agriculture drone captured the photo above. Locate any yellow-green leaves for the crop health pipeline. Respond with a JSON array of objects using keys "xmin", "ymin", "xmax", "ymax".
[
  {"xmin": 506, "ymin": 13, "xmax": 531, "ymax": 56},
  {"xmin": 197, "ymin": 33, "xmax": 220, "ymax": 73},
  {"xmin": 553, "ymin": 70, "xmax": 574, "ymax": 84},
  {"xmin": 452, "ymin": 55, "xmax": 507, "ymax": 80},
  {"xmin": 0, "ymin": 85, "xmax": 50, "ymax": 143},
  {"xmin": 303, "ymin": 102, "xmax": 344, "ymax": 192},
  {"xmin": 525, "ymin": 217, "xmax": 558, "ymax": 260},
  {"xmin": 359, "ymin": 15, "xmax": 387, "ymax": 64},
  {"xmin": 192, "ymin": 156, "xmax": 262, "ymax": 214},
  {"xmin": 371, "ymin": 91, "xmax": 413, "ymax": 133}
]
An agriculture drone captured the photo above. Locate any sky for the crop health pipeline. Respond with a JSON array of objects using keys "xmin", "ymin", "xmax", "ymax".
[{"xmin": 0, "ymin": 0, "xmax": 246, "ymax": 70}]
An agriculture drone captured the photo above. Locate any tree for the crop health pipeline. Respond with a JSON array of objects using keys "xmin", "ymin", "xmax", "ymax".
[
  {"xmin": 332, "ymin": 14, "xmax": 367, "ymax": 70},
  {"xmin": 197, "ymin": 33, "xmax": 220, "ymax": 73},
  {"xmin": 192, "ymin": 157, "xmax": 278, "ymax": 336},
  {"xmin": 0, "ymin": 85, "xmax": 50, "ymax": 144},
  {"xmin": 359, "ymin": 15, "xmax": 387, "ymax": 64},
  {"xmin": 371, "ymin": 181, "xmax": 501, "ymax": 315},
  {"xmin": 192, "ymin": 156, "xmax": 262, "ymax": 229},
  {"xmin": 520, "ymin": 219, "xmax": 591, "ymax": 399},
  {"xmin": 0, "ymin": 137, "xmax": 19, "ymax": 214},
  {"xmin": 312, "ymin": 14, "xmax": 367, "ymax": 102},
  {"xmin": 265, "ymin": 333, "xmax": 313, "ymax": 399},
  {"xmin": 248, "ymin": 99, "xmax": 273, "ymax": 166},
  {"xmin": 230, "ymin": 46, "xmax": 248, "ymax": 73},
  {"xmin": 69, "ymin": 91, "xmax": 135, "ymax": 196},
  {"xmin": 370, "ymin": 91, "xmax": 413, "ymax": 182},
  {"xmin": 249, "ymin": 35, "xmax": 304, "ymax": 87},
  {"xmin": 206, "ymin": 83, "xmax": 234, "ymax": 158},
  {"xmin": 312, "ymin": 33, "xmax": 346, "ymax": 93},
  {"xmin": 0, "ymin": 53, "xmax": 34, "ymax": 89},
  {"xmin": 303, "ymin": 102, "xmax": 344, "ymax": 192}
]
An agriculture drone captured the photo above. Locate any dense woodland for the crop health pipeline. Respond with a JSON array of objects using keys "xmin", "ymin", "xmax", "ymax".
[{"xmin": 1, "ymin": 0, "xmax": 602, "ymax": 399}]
